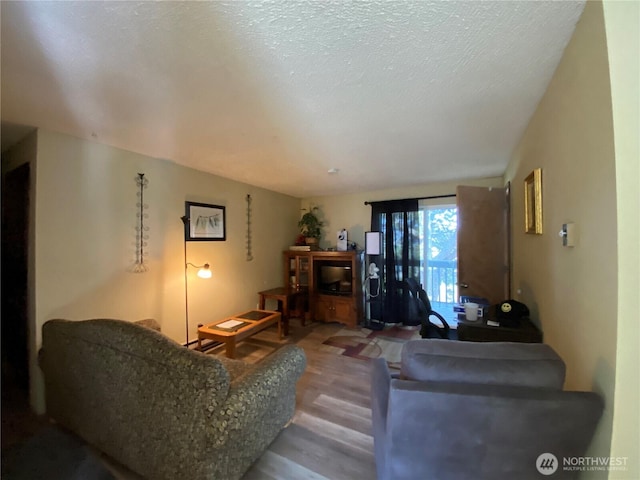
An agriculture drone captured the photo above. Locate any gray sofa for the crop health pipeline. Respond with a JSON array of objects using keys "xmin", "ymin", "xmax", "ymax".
[
  {"xmin": 39, "ymin": 318, "xmax": 306, "ymax": 480},
  {"xmin": 371, "ymin": 339, "xmax": 604, "ymax": 480}
]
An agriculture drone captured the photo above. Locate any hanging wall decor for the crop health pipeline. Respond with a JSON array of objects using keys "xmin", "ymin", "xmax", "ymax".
[
  {"xmin": 132, "ymin": 173, "xmax": 149, "ymax": 272},
  {"xmin": 246, "ymin": 194, "xmax": 253, "ymax": 261}
]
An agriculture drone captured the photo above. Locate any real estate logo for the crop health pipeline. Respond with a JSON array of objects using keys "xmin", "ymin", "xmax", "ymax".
[
  {"xmin": 536, "ymin": 453, "xmax": 558, "ymax": 475},
  {"xmin": 535, "ymin": 453, "xmax": 629, "ymax": 475}
]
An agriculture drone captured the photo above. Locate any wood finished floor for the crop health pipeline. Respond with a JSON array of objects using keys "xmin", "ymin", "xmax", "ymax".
[
  {"xmin": 103, "ymin": 320, "xmax": 377, "ymax": 480},
  {"xmin": 241, "ymin": 321, "xmax": 376, "ymax": 480}
]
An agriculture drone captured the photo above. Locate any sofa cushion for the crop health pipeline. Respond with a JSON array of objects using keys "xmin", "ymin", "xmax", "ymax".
[{"xmin": 400, "ymin": 339, "xmax": 565, "ymax": 388}]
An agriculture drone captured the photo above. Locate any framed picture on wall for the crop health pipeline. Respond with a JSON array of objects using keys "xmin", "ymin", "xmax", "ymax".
[
  {"xmin": 524, "ymin": 168, "xmax": 543, "ymax": 234},
  {"xmin": 184, "ymin": 201, "xmax": 226, "ymax": 241}
]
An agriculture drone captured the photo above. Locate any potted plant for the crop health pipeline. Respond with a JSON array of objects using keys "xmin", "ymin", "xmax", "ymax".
[{"xmin": 298, "ymin": 207, "xmax": 323, "ymax": 245}]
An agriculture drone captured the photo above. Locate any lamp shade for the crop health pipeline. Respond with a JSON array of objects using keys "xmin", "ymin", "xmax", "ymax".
[
  {"xmin": 365, "ymin": 231, "xmax": 382, "ymax": 255},
  {"xmin": 197, "ymin": 264, "xmax": 212, "ymax": 279}
]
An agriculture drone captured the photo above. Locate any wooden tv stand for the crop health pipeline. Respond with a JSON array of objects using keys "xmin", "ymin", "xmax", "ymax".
[{"xmin": 283, "ymin": 250, "xmax": 363, "ymax": 328}]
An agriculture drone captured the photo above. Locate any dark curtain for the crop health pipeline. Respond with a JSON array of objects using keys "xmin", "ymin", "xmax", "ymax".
[{"xmin": 370, "ymin": 199, "xmax": 422, "ymax": 325}]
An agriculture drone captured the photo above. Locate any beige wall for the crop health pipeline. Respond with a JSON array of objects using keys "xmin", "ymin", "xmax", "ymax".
[
  {"xmin": 505, "ymin": 0, "xmax": 618, "ymax": 472},
  {"xmin": 22, "ymin": 130, "xmax": 299, "ymax": 412},
  {"xmin": 602, "ymin": 1, "xmax": 640, "ymax": 478},
  {"xmin": 302, "ymin": 176, "xmax": 503, "ymax": 250}
]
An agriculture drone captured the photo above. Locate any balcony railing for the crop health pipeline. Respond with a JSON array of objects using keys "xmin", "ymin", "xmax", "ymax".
[{"xmin": 423, "ymin": 260, "xmax": 458, "ymax": 304}]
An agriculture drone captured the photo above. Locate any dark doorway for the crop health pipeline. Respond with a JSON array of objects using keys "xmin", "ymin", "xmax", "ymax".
[
  {"xmin": 2, "ymin": 158, "xmax": 49, "ymax": 459},
  {"xmin": 2, "ymin": 162, "xmax": 31, "ymax": 393}
]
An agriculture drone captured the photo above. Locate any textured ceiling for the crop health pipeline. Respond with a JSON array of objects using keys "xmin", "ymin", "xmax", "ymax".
[{"xmin": 1, "ymin": 1, "xmax": 585, "ymax": 198}]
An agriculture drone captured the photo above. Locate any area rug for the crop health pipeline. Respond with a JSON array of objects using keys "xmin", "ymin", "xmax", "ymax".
[{"xmin": 321, "ymin": 324, "xmax": 421, "ymax": 368}]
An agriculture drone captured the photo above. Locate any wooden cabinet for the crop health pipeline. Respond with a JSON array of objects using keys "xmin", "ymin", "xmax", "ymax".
[
  {"xmin": 315, "ymin": 295, "xmax": 357, "ymax": 327},
  {"xmin": 284, "ymin": 251, "xmax": 311, "ymax": 292},
  {"xmin": 283, "ymin": 250, "xmax": 363, "ymax": 329}
]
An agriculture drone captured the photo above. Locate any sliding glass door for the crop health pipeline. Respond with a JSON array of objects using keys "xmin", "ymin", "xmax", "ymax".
[
  {"xmin": 420, "ymin": 203, "xmax": 458, "ymax": 316},
  {"xmin": 370, "ymin": 199, "xmax": 458, "ymax": 325}
]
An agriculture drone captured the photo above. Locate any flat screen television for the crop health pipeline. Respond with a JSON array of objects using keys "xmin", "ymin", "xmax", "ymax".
[{"xmin": 318, "ymin": 265, "xmax": 352, "ymax": 295}]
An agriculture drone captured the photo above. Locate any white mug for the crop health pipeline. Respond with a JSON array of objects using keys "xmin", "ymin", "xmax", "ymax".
[{"xmin": 464, "ymin": 302, "xmax": 479, "ymax": 321}]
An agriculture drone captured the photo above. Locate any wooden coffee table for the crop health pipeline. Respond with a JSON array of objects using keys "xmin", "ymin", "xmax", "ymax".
[{"xmin": 197, "ymin": 310, "xmax": 282, "ymax": 358}]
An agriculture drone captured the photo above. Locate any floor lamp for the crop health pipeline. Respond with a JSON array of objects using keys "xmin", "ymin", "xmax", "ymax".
[
  {"xmin": 181, "ymin": 215, "xmax": 211, "ymax": 347},
  {"xmin": 365, "ymin": 231, "xmax": 385, "ymax": 330}
]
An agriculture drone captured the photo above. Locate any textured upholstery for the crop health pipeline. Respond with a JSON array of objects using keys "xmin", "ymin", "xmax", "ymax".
[
  {"xmin": 39, "ymin": 318, "xmax": 306, "ymax": 480},
  {"xmin": 372, "ymin": 340, "xmax": 604, "ymax": 480},
  {"xmin": 133, "ymin": 318, "xmax": 161, "ymax": 331},
  {"xmin": 401, "ymin": 339, "xmax": 566, "ymax": 388}
]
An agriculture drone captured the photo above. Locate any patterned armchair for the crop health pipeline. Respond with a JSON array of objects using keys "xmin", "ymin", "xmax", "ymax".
[{"xmin": 39, "ymin": 318, "xmax": 306, "ymax": 480}]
